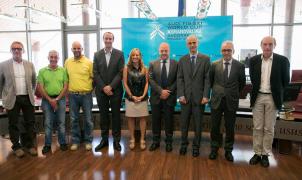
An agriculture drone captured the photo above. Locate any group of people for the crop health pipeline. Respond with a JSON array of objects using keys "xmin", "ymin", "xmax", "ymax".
[{"xmin": 0, "ymin": 33, "xmax": 290, "ymax": 168}]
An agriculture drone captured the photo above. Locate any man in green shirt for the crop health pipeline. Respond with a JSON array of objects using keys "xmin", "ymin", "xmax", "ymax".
[{"xmin": 37, "ymin": 50, "xmax": 68, "ymax": 154}]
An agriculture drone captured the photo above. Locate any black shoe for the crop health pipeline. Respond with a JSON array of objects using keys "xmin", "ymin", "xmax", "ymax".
[
  {"xmin": 113, "ymin": 141, "xmax": 121, "ymax": 151},
  {"xmin": 192, "ymin": 149, "xmax": 200, "ymax": 157},
  {"xmin": 60, "ymin": 144, "xmax": 68, "ymax": 151},
  {"xmin": 209, "ymin": 150, "xmax": 218, "ymax": 160},
  {"xmin": 42, "ymin": 146, "xmax": 51, "ymax": 154},
  {"xmin": 261, "ymin": 155, "xmax": 270, "ymax": 167},
  {"xmin": 179, "ymin": 146, "xmax": 187, "ymax": 155},
  {"xmin": 166, "ymin": 144, "xmax": 172, "ymax": 152},
  {"xmin": 149, "ymin": 143, "xmax": 160, "ymax": 151},
  {"xmin": 95, "ymin": 140, "xmax": 109, "ymax": 151},
  {"xmin": 225, "ymin": 151, "xmax": 234, "ymax": 162},
  {"xmin": 249, "ymin": 154, "xmax": 261, "ymax": 165}
]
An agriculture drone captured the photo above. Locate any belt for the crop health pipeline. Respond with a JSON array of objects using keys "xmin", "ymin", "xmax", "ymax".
[
  {"xmin": 258, "ymin": 91, "xmax": 272, "ymax": 94},
  {"xmin": 69, "ymin": 91, "xmax": 91, "ymax": 95}
]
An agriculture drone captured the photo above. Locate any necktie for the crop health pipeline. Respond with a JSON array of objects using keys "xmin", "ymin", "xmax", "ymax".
[
  {"xmin": 224, "ymin": 62, "xmax": 229, "ymax": 83},
  {"xmin": 161, "ymin": 60, "xmax": 168, "ymax": 88},
  {"xmin": 191, "ymin": 56, "xmax": 196, "ymax": 73}
]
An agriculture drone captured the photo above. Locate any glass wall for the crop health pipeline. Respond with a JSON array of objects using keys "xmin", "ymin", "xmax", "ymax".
[{"xmin": 0, "ymin": 0, "xmax": 301, "ymax": 73}]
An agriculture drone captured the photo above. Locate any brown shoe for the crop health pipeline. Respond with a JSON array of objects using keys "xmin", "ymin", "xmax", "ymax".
[
  {"xmin": 14, "ymin": 149, "xmax": 25, "ymax": 158},
  {"xmin": 27, "ymin": 148, "xmax": 38, "ymax": 156}
]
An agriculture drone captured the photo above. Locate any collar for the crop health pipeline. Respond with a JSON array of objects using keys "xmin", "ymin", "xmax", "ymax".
[
  {"xmin": 104, "ymin": 48, "xmax": 113, "ymax": 54},
  {"xmin": 261, "ymin": 53, "xmax": 273, "ymax": 61},
  {"xmin": 223, "ymin": 59, "xmax": 233, "ymax": 64},
  {"xmin": 12, "ymin": 59, "xmax": 23, "ymax": 64},
  {"xmin": 190, "ymin": 52, "xmax": 198, "ymax": 58},
  {"xmin": 47, "ymin": 65, "xmax": 58, "ymax": 70},
  {"xmin": 160, "ymin": 58, "xmax": 170, "ymax": 63}
]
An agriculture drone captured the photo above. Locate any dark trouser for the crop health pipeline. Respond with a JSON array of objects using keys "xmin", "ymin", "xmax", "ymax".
[
  {"xmin": 7, "ymin": 95, "xmax": 36, "ymax": 150},
  {"xmin": 210, "ymin": 97, "xmax": 236, "ymax": 152},
  {"xmin": 97, "ymin": 93, "xmax": 122, "ymax": 142},
  {"xmin": 151, "ymin": 101, "xmax": 174, "ymax": 144},
  {"xmin": 180, "ymin": 102, "xmax": 205, "ymax": 149}
]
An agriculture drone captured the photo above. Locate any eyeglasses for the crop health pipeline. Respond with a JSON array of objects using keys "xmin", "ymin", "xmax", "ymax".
[
  {"xmin": 11, "ymin": 48, "xmax": 23, "ymax": 51},
  {"xmin": 222, "ymin": 49, "xmax": 232, "ymax": 52}
]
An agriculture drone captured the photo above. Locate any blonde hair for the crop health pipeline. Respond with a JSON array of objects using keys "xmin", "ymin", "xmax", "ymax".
[{"xmin": 127, "ymin": 48, "xmax": 146, "ymax": 74}]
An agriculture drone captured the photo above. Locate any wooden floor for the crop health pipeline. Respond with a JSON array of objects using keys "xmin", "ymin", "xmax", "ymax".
[{"xmin": 0, "ymin": 130, "xmax": 301, "ymax": 180}]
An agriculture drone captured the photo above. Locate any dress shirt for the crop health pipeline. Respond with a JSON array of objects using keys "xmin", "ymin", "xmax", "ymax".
[
  {"xmin": 259, "ymin": 54, "xmax": 273, "ymax": 93},
  {"xmin": 104, "ymin": 48, "xmax": 112, "ymax": 67},
  {"xmin": 223, "ymin": 59, "xmax": 233, "ymax": 78},
  {"xmin": 160, "ymin": 58, "xmax": 170, "ymax": 76},
  {"xmin": 13, "ymin": 60, "xmax": 27, "ymax": 95}
]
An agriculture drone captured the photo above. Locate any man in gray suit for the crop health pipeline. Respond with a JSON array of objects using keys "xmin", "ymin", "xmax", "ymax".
[
  {"xmin": 93, "ymin": 32, "xmax": 125, "ymax": 151},
  {"xmin": 0, "ymin": 41, "xmax": 37, "ymax": 158},
  {"xmin": 177, "ymin": 34, "xmax": 211, "ymax": 157},
  {"xmin": 149, "ymin": 42, "xmax": 178, "ymax": 152},
  {"xmin": 208, "ymin": 41, "xmax": 246, "ymax": 162}
]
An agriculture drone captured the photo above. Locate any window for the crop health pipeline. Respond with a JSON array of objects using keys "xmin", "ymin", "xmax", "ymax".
[
  {"xmin": 0, "ymin": 33, "xmax": 28, "ymax": 63},
  {"xmin": 67, "ymin": 33, "xmax": 97, "ymax": 61},
  {"xmin": 227, "ymin": 0, "xmax": 273, "ymax": 24},
  {"xmin": 66, "ymin": 0, "xmax": 97, "ymax": 26},
  {"xmin": 100, "ymin": 0, "xmax": 129, "ymax": 28},
  {"xmin": 30, "ymin": 31, "xmax": 63, "ymax": 72},
  {"xmin": 291, "ymin": 25, "xmax": 302, "ymax": 70},
  {"xmin": 232, "ymin": 26, "xmax": 271, "ymax": 60},
  {"xmin": 186, "ymin": 0, "xmax": 221, "ymax": 17}
]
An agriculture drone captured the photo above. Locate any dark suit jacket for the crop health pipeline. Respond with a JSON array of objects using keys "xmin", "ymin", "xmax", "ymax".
[
  {"xmin": 177, "ymin": 53, "xmax": 211, "ymax": 105},
  {"xmin": 249, "ymin": 53, "xmax": 290, "ymax": 110},
  {"xmin": 149, "ymin": 59, "xmax": 178, "ymax": 106},
  {"xmin": 209, "ymin": 58, "xmax": 246, "ymax": 111},
  {"xmin": 93, "ymin": 48, "xmax": 125, "ymax": 96}
]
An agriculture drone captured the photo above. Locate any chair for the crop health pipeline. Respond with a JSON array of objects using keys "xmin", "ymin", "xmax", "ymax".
[{"xmin": 291, "ymin": 70, "xmax": 302, "ymax": 112}]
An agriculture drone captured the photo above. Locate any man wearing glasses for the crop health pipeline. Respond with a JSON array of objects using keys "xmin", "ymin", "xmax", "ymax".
[
  {"xmin": 0, "ymin": 41, "xmax": 37, "ymax": 158},
  {"xmin": 208, "ymin": 41, "xmax": 246, "ymax": 162}
]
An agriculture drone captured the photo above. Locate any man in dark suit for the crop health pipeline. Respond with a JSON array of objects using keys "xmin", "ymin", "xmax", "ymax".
[
  {"xmin": 177, "ymin": 34, "xmax": 211, "ymax": 157},
  {"xmin": 148, "ymin": 42, "xmax": 178, "ymax": 152},
  {"xmin": 93, "ymin": 32, "xmax": 125, "ymax": 151},
  {"xmin": 0, "ymin": 41, "xmax": 37, "ymax": 158},
  {"xmin": 208, "ymin": 41, "xmax": 246, "ymax": 162},
  {"xmin": 249, "ymin": 36, "xmax": 290, "ymax": 167}
]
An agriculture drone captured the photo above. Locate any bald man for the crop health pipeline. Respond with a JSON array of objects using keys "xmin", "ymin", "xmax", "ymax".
[
  {"xmin": 249, "ymin": 36, "xmax": 290, "ymax": 167},
  {"xmin": 209, "ymin": 41, "xmax": 246, "ymax": 162},
  {"xmin": 64, "ymin": 41, "xmax": 94, "ymax": 151},
  {"xmin": 177, "ymin": 34, "xmax": 211, "ymax": 157},
  {"xmin": 148, "ymin": 42, "xmax": 178, "ymax": 152}
]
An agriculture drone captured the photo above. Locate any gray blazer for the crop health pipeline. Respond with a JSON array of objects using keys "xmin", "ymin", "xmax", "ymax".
[
  {"xmin": 209, "ymin": 58, "xmax": 246, "ymax": 111},
  {"xmin": 93, "ymin": 48, "xmax": 125, "ymax": 96},
  {"xmin": 149, "ymin": 59, "xmax": 178, "ymax": 106},
  {"xmin": 177, "ymin": 53, "xmax": 211, "ymax": 105},
  {"xmin": 0, "ymin": 59, "xmax": 36, "ymax": 110}
]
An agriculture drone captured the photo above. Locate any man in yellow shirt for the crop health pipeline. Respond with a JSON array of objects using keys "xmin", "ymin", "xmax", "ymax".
[{"xmin": 64, "ymin": 41, "xmax": 94, "ymax": 151}]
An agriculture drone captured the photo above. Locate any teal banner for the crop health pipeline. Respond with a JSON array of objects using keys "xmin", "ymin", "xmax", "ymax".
[{"xmin": 122, "ymin": 16, "xmax": 233, "ymax": 65}]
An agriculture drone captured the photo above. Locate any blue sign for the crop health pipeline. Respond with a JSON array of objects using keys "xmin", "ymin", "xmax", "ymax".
[{"xmin": 122, "ymin": 16, "xmax": 233, "ymax": 65}]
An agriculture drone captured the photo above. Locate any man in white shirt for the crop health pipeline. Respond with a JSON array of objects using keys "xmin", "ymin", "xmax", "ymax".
[
  {"xmin": 249, "ymin": 36, "xmax": 290, "ymax": 167},
  {"xmin": 0, "ymin": 41, "xmax": 37, "ymax": 158}
]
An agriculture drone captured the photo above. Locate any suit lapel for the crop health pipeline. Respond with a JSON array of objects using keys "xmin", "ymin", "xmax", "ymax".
[
  {"xmin": 8, "ymin": 60, "xmax": 16, "ymax": 89},
  {"xmin": 100, "ymin": 49, "xmax": 107, "ymax": 70},
  {"xmin": 192, "ymin": 54, "xmax": 201, "ymax": 78},
  {"xmin": 167, "ymin": 60, "xmax": 174, "ymax": 80},
  {"xmin": 218, "ymin": 60, "xmax": 224, "ymax": 79},
  {"xmin": 154, "ymin": 60, "xmax": 161, "ymax": 84},
  {"xmin": 228, "ymin": 59, "xmax": 236, "ymax": 80},
  {"xmin": 184, "ymin": 55, "xmax": 192, "ymax": 78}
]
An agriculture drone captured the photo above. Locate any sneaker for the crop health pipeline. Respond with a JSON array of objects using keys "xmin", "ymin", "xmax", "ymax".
[
  {"xmin": 85, "ymin": 143, "xmax": 92, "ymax": 151},
  {"xmin": 42, "ymin": 146, "xmax": 51, "ymax": 154},
  {"xmin": 28, "ymin": 148, "xmax": 38, "ymax": 156},
  {"xmin": 60, "ymin": 144, "xmax": 68, "ymax": 151},
  {"xmin": 70, "ymin": 144, "xmax": 79, "ymax": 151},
  {"xmin": 14, "ymin": 148, "xmax": 25, "ymax": 158}
]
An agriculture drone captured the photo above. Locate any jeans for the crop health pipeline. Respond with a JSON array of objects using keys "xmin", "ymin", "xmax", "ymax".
[
  {"xmin": 42, "ymin": 97, "xmax": 66, "ymax": 146},
  {"xmin": 69, "ymin": 93, "xmax": 93, "ymax": 144}
]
